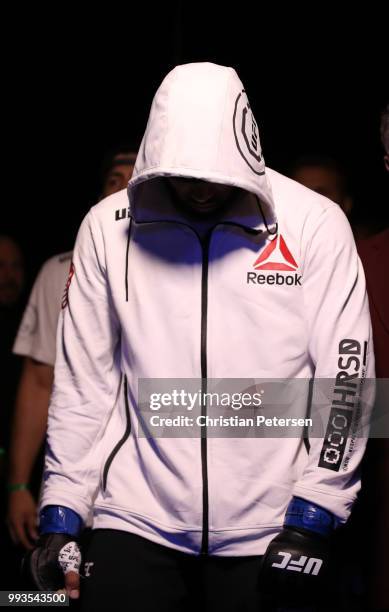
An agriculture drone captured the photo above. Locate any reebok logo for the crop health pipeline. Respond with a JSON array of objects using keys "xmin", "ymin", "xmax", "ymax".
[
  {"xmin": 254, "ymin": 234, "xmax": 297, "ymax": 271},
  {"xmin": 247, "ymin": 235, "xmax": 302, "ymax": 286},
  {"xmin": 247, "ymin": 272, "xmax": 302, "ymax": 286},
  {"xmin": 271, "ymin": 552, "xmax": 323, "ymax": 576}
]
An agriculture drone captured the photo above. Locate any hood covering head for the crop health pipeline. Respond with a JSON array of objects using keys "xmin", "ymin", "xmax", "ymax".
[{"xmin": 128, "ymin": 62, "xmax": 276, "ymax": 231}]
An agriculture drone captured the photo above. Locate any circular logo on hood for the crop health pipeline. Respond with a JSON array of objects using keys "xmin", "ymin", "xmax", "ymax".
[{"xmin": 233, "ymin": 90, "xmax": 265, "ymax": 176}]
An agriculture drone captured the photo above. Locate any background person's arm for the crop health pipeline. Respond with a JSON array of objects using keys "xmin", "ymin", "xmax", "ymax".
[{"xmin": 7, "ymin": 357, "xmax": 53, "ymax": 549}]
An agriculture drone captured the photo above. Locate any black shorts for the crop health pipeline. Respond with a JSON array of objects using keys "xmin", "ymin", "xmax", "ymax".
[{"xmin": 79, "ymin": 528, "xmax": 267, "ymax": 612}]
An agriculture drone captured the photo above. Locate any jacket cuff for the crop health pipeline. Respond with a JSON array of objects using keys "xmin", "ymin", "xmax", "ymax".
[
  {"xmin": 39, "ymin": 505, "xmax": 83, "ymax": 536},
  {"xmin": 284, "ymin": 496, "xmax": 338, "ymax": 537}
]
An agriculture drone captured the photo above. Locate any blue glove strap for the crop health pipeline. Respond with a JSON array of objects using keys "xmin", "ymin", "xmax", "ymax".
[
  {"xmin": 39, "ymin": 505, "xmax": 83, "ymax": 537},
  {"xmin": 284, "ymin": 497, "xmax": 337, "ymax": 537}
]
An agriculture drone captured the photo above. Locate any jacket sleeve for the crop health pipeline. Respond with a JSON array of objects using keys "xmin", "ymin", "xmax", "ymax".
[
  {"xmin": 39, "ymin": 208, "xmax": 121, "ymax": 523},
  {"xmin": 293, "ymin": 203, "xmax": 375, "ymax": 523}
]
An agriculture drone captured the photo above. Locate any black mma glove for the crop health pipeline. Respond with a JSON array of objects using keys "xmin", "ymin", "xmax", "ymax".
[
  {"xmin": 22, "ymin": 506, "xmax": 83, "ymax": 596},
  {"xmin": 259, "ymin": 496, "xmax": 337, "ymax": 607}
]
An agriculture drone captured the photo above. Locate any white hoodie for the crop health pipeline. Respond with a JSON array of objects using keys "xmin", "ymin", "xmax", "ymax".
[{"xmin": 41, "ymin": 63, "xmax": 374, "ymax": 556}]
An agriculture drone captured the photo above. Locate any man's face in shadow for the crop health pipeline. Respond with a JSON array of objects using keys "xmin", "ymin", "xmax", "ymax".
[{"xmin": 167, "ymin": 177, "xmax": 238, "ymax": 216}]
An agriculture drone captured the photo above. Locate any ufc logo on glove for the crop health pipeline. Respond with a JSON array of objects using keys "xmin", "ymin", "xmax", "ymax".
[{"xmin": 271, "ymin": 551, "xmax": 323, "ymax": 576}]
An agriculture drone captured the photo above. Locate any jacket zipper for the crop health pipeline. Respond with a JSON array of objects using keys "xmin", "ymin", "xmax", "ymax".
[
  {"xmin": 200, "ymin": 231, "xmax": 211, "ymax": 555},
  {"xmin": 102, "ymin": 376, "xmax": 131, "ymax": 491},
  {"xmin": 124, "ymin": 218, "xmax": 213, "ymax": 554},
  {"xmin": 125, "ymin": 219, "xmax": 262, "ymax": 555}
]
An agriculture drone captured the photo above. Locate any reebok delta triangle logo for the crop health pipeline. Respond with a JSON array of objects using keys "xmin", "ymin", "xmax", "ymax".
[
  {"xmin": 253, "ymin": 234, "xmax": 297, "ymax": 271},
  {"xmin": 247, "ymin": 235, "xmax": 302, "ymax": 286}
]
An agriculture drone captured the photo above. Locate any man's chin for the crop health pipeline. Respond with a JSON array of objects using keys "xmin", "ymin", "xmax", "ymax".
[{"xmin": 187, "ymin": 202, "xmax": 224, "ymax": 215}]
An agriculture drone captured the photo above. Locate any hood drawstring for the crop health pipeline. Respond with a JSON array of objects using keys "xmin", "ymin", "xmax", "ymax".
[
  {"xmin": 256, "ymin": 197, "xmax": 278, "ymax": 237},
  {"xmin": 125, "ymin": 217, "xmax": 132, "ymax": 302}
]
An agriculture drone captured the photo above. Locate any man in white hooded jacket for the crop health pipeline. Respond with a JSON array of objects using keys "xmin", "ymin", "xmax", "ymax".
[{"xmin": 28, "ymin": 63, "xmax": 374, "ymax": 610}]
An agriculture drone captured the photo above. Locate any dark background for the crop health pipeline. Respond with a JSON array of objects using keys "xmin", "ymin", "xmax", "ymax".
[{"xmin": 4, "ymin": 3, "xmax": 388, "ymax": 285}]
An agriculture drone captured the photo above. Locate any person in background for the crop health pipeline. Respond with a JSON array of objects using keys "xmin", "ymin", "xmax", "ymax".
[
  {"xmin": 287, "ymin": 154, "xmax": 353, "ymax": 216},
  {"xmin": 100, "ymin": 146, "xmax": 137, "ymax": 198},
  {"xmin": 7, "ymin": 251, "xmax": 73, "ymax": 549}
]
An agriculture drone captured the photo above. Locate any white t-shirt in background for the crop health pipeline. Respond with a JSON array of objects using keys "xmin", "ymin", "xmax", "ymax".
[{"xmin": 13, "ymin": 252, "xmax": 73, "ymax": 365}]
